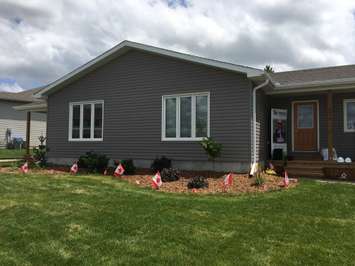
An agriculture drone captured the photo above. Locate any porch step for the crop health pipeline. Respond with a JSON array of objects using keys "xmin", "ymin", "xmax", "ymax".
[
  {"xmin": 289, "ymin": 152, "xmax": 323, "ymax": 161},
  {"xmin": 284, "ymin": 166, "xmax": 324, "ymax": 178}
]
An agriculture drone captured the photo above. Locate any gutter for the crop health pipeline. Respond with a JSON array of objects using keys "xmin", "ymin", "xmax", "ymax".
[{"xmin": 250, "ymin": 76, "xmax": 270, "ymax": 176}]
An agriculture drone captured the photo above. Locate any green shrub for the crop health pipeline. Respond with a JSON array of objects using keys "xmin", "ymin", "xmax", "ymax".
[
  {"xmin": 161, "ymin": 168, "xmax": 180, "ymax": 182},
  {"xmin": 78, "ymin": 151, "xmax": 109, "ymax": 173},
  {"xmin": 151, "ymin": 156, "xmax": 171, "ymax": 172},
  {"xmin": 200, "ymin": 137, "xmax": 222, "ymax": 161},
  {"xmin": 187, "ymin": 176, "xmax": 209, "ymax": 189},
  {"xmin": 33, "ymin": 146, "xmax": 47, "ymax": 167},
  {"xmin": 118, "ymin": 159, "xmax": 136, "ymax": 175}
]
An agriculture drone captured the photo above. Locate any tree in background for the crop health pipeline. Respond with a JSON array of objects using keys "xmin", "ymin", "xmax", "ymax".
[{"xmin": 264, "ymin": 65, "xmax": 275, "ymax": 73}]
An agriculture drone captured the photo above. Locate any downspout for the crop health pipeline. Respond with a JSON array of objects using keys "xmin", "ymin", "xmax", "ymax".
[{"xmin": 250, "ymin": 76, "xmax": 270, "ymax": 176}]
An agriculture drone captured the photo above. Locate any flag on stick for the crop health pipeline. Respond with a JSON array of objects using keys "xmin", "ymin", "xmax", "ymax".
[
  {"xmin": 224, "ymin": 173, "xmax": 233, "ymax": 187},
  {"xmin": 151, "ymin": 172, "xmax": 162, "ymax": 189},
  {"xmin": 20, "ymin": 162, "xmax": 29, "ymax": 174},
  {"xmin": 269, "ymin": 162, "xmax": 275, "ymax": 170},
  {"xmin": 284, "ymin": 171, "xmax": 290, "ymax": 187},
  {"xmin": 114, "ymin": 163, "xmax": 125, "ymax": 177},
  {"xmin": 70, "ymin": 162, "xmax": 78, "ymax": 174}
]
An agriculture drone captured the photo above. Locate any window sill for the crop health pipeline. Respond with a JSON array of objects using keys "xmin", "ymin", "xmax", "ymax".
[
  {"xmin": 68, "ymin": 138, "xmax": 103, "ymax": 142},
  {"xmin": 161, "ymin": 137, "xmax": 205, "ymax": 142}
]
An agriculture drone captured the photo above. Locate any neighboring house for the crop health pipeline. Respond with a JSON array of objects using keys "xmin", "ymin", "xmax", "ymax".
[
  {"xmin": 0, "ymin": 88, "xmax": 47, "ymax": 148},
  {"xmin": 27, "ymin": 40, "xmax": 355, "ymax": 174}
]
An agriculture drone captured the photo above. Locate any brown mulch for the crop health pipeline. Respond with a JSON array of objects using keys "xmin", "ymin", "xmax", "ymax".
[
  {"xmin": 0, "ymin": 166, "xmax": 298, "ymax": 194},
  {"xmin": 120, "ymin": 173, "xmax": 298, "ymax": 194}
]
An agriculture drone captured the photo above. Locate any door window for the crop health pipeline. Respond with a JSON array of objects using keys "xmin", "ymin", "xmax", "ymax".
[{"xmin": 297, "ymin": 104, "xmax": 314, "ymax": 128}]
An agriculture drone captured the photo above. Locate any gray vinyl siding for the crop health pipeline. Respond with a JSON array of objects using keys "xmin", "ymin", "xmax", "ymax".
[
  {"xmin": 333, "ymin": 92, "xmax": 355, "ymax": 158},
  {"xmin": 268, "ymin": 91, "xmax": 355, "ymax": 159},
  {"xmin": 46, "ymin": 50, "xmax": 253, "ymax": 163},
  {"xmin": 0, "ymin": 100, "xmax": 46, "ymax": 147}
]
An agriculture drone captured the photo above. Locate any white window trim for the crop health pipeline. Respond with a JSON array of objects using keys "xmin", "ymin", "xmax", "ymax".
[
  {"xmin": 343, "ymin": 99, "xmax": 355, "ymax": 133},
  {"xmin": 68, "ymin": 100, "xmax": 104, "ymax": 141},
  {"xmin": 161, "ymin": 92, "xmax": 210, "ymax": 141}
]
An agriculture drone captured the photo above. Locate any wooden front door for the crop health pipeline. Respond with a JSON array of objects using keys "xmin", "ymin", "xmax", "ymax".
[{"xmin": 293, "ymin": 101, "xmax": 318, "ymax": 151}]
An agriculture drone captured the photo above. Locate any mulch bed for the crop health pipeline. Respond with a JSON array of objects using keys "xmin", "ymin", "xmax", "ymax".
[
  {"xmin": 0, "ymin": 166, "xmax": 298, "ymax": 194},
  {"xmin": 120, "ymin": 173, "xmax": 297, "ymax": 194}
]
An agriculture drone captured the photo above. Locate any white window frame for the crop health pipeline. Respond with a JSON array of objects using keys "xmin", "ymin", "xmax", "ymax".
[
  {"xmin": 343, "ymin": 99, "xmax": 355, "ymax": 133},
  {"xmin": 68, "ymin": 100, "xmax": 104, "ymax": 141},
  {"xmin": 161, "ymin": 92, "xmax": 210, "ymax": 141}
]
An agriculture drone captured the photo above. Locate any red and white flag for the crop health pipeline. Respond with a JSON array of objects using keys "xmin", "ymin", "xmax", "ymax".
[
  {"xmin": 70, "ymin": 163, "xmax": 78, "ymax": 174},
  {"xmin": 114, "ymin": 163, "xmax": 125, "ymax": 177},
  {"xmin": 284, "ymin": 171, "xmax": 290, "ymax": 187},
  {"xmin": 151, "ymin": 172, "xmax": 162, "ymax": 189},
  {"xmin": 224, "ymin": 173, "xmax": 233, "ymax": 187},
  {"xmin": 20, "ymin": 162, "xmax": 29, "ymax": 174}
]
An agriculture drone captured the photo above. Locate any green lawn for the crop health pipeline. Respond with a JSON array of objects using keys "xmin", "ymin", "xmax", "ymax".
[
  {"xmin": 0, "ymin": 149, "xmax": 26, "ymax": 159},
  {"xmin": 0, "ymin": 173, "xmax": 354, "ymax": 265}
]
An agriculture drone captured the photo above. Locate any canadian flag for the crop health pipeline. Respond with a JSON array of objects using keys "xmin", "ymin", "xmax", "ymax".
[
  {"xmin": 284, "ymin": 171, "xmax": 290, "ymax": 187},
  {"xmin": 70, "ymin": 163, "xmax": 78, "ymax": 174},
  {"xmin": 151, "ymin": 172, "xmax": 162, "ymax": 189},
  {"xmin": 224, "ymin": 173, "xmax": 233, "ymax": 187},
  {"xmin": 20, "ymin": 162, "xmax": 29, "ymax": 174},
  {"xmin": 114, "ymin": 163, "xmax": 125, "ymax": 177}
]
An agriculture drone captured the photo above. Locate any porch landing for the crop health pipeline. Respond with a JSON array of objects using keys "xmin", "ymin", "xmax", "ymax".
[{"xmin": 271, "ymin": 160, "xmax": 355, "ymax": 180}]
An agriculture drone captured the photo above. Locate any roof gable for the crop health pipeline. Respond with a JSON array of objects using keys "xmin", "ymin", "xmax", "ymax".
[{"xmin": 35, "ymin": 40, "xmax": 263, "ymax": 98}]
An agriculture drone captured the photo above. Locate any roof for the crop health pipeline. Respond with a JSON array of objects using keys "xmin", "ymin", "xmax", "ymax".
[
  {"xmin": 36, "ymin": 40, "xmax": 264, "ymax": 97},
  {"xmin": 0, "ymin": 87, "xmax": 44, "ymax": 103},
  {"xmin": 270, "ymin": 64, "xmax": 355, "ymax": 88}
]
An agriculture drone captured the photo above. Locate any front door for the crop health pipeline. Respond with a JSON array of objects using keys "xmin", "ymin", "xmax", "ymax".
[{"xmin": 293, "ymin": 101, "xmax": 318, "ymax": 151}]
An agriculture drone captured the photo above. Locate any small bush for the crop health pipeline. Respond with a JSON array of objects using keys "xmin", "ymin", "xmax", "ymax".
[
  {"xmin": 161, "ymin": 168, "xmax": 180, "ymax": 182},
  {"xmin": 187, "ymin": 176, "xmax": 209, "ymax": 189},
  {"xmin": 200, "ymin": 137, "xmax": 222, "ymax": 161},
  {"xmin": 151, "ymin": 156, "xmax": 171, "ymax": 172},
  {"xmin": 78, "ymin": 151, "xmax": 109, "ymax": 173},
  {"xmin": 254, "ymin": 171, "xmax": 265, "ymax": 187},
  {"xmin": 33, "ymin": 146, "xmax": 47, "ymax": 167},
  {"xmin": 118, "ymin": 159, "xmax": 136, "ymax": 175}
]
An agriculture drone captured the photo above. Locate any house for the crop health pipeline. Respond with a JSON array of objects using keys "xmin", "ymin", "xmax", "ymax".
[
  {"xmin": 25, "ymin": 40, "xmax": 355, "ymax": 175},
  {"xmin": 0, "ymin": 88, "xmax": 46, "ymax": 149}
]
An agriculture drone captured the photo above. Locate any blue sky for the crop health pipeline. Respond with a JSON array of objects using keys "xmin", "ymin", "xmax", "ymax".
[{"xmin": 0, "ymin": 0, "xmax": 355, "ymax": 92}]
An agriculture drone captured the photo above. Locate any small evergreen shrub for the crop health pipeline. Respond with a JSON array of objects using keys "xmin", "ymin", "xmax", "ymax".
[
  {"xmin": 78, "ymin": 151, "xmax": 109, "ymax": 173},
  {"xmin": 161, "ymin": 168, "xmax": 180, "ymax": 182},
  {"xmin": 151, "ymin": 156, "xmax": 171, "ymax": 172},
  {"xmin": 187, "ymin": 176, "xmax": 209, "ymax": 189},
  {"xmin": 118, "ymin": 159, "xmax": 136, "ymax": 175}
]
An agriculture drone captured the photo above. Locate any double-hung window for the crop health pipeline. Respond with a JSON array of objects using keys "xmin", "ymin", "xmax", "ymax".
[
  {"xmin": 162, "ymin": 92, "xmax": 210, "ymax": 140},
  {"xmin": 69, "ymin": 100, "xmax": 104, "ymax": 141},
  {"xmin": 344, "ymin": 99, "xmax": 355, "ymax": 132}
]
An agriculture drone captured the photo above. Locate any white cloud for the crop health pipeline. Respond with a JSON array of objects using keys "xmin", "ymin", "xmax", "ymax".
[
  {"xmin": 0, "ymin": 0, "xmax": 354, "ymax": 89},
  {"xmin": 0, "ymin": 80, "xmax": 24, "ymax": 92}
]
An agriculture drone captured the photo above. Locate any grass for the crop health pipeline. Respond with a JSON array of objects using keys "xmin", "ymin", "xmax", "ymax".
[
  {"xmin": 0, "ymin": 149, "xmax": 26, "ymax": 159},
  {"xmin": 0, "ymin": 173, "xmax": 354, "ymax": 265}
]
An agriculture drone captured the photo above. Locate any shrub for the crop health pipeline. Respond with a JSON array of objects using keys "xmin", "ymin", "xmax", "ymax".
[
  {"xmin": 200, "ymin": 137, "xmax": 222, "ymax": 161},
  {"xmin": 161, "ymin": 168, "xmax": 180, "ymax": 182},
  {"xmin": 33, "ymin": 146, "xmax": 47, "ymax": 167},
  {"xmin": 254, "ymin": 171, "xmax": 265, "ymax": 187},
  {"xmin": 118, "ymin": 159, "xmax": 136, "ymax": 175},
  {"xmin": 151, "ymin": 156, "xmax": 171, "ymax": 172},
  {"xmin": 78, "ymin": 151, "xmax": 109, "ymax": 173},
  {"xmin": 187, "ymin": 176, "xmax": 209, "ymax": 189}
]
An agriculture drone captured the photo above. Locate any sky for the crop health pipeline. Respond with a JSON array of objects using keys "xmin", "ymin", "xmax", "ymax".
[{"xmin": 0, "ymin": 0, "xmax": 355, "ymax": 92}]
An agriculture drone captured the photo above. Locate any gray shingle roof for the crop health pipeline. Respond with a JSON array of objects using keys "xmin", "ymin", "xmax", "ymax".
[
  {"xmin": 0, "ymin": 87, "xmax": 44, "ymax": 103},
  {"xmin": 270, "ymin": 64, "xmax": 355, "ymax": 86}
]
